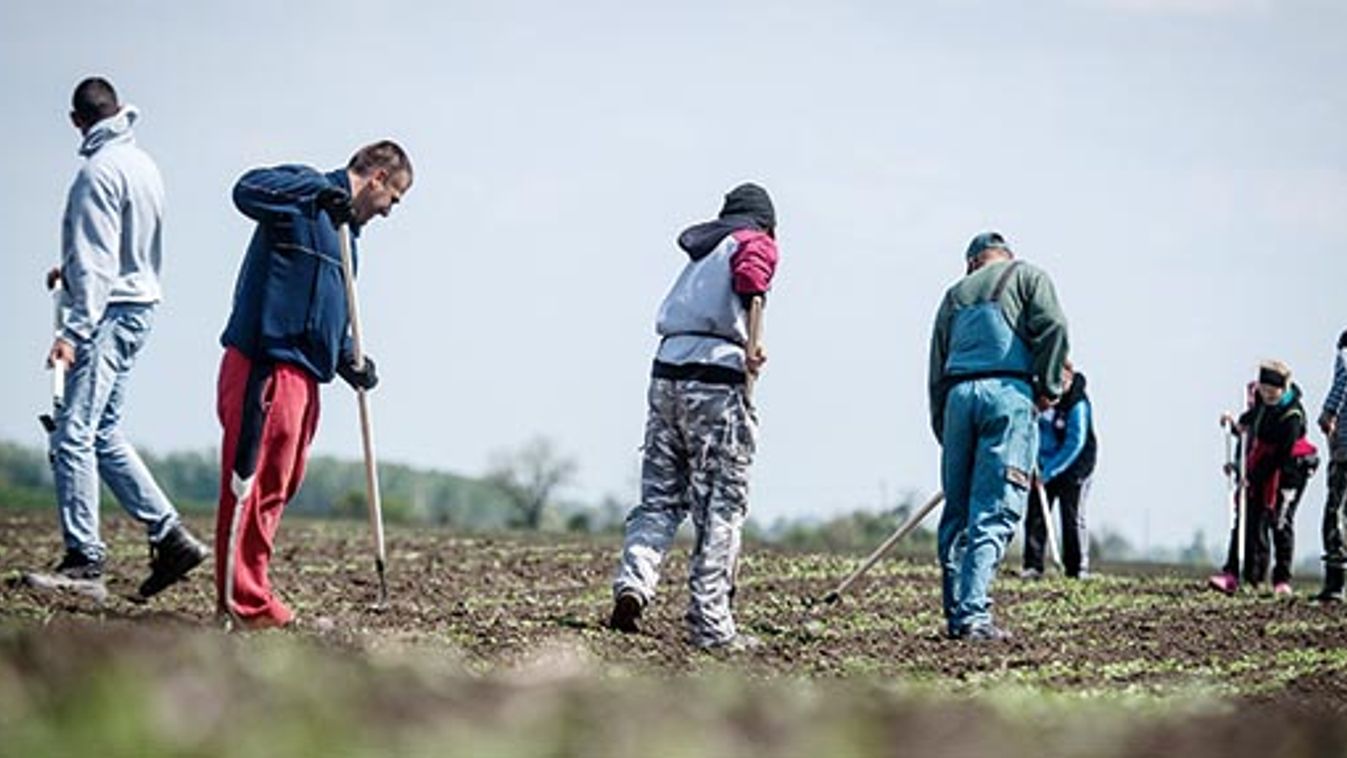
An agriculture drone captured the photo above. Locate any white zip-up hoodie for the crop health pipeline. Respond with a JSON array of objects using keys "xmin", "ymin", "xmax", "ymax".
[{"xmin": 59, "ymin": 105, "xmax": 165, "ymax": 342}]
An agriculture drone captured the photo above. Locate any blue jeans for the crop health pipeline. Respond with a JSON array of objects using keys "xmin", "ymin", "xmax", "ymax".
[
  {"xmin": 937, "ymin": 377, "xmax": 1037, "ymax": 634},
  {"xmin": 49, "ymin": 303, "xmax": 178, "ymax": 561}
]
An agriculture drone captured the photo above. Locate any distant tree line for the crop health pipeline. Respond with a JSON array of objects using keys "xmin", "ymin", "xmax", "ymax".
[
  {"xmin": 0, "ymin": 438, "xmax": 519, "ymax": 529},
  {"xmin": 1, "ymin": 437, "xmax": 1257, "ymax": 566}
]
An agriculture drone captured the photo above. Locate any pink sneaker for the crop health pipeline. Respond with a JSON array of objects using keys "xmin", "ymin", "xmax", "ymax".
[
  {"xmin": 1207, "ymin": 573, "xmax": 1238, "ymax": 595},
  {"xmin": 1273, "ymin": 582, "xmax": 1293, "ymax": 597}
]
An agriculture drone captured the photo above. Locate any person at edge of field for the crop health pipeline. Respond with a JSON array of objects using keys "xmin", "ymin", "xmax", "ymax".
[
  {"xmin": 44, "ymin": 76, "xmax": 209, "ymax": 597},
  {"xmin": 928, "ymin": 231, "xmax": 1070, "ymax": 642},
  {"xmin": 215, "ymin": 141, "xmax": 412, "ymax": 629},
  {"xmin": 1313, "ymin": 331, "xmax": 1347, "ymax": 604},
  {"xmin": 1208, "ymin": 361, "xmax": 1317, "ymax": 597},
  {"xmin": 1021, "ymin": 359, "xmax": 1097, "ymax": 580},
  {"xmin": 608, "ymin": 183, "xmax": 779, "ymax": 651}
]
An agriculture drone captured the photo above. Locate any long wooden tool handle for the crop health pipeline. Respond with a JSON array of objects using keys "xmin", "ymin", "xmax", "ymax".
[
  {"xmin": 825, "ymin": 490, "xmax": 944, "ymax": 602},
  {"xmin": 337, "ymin": 225, "xmax": 387, "ymax": 581},
  {"xmin": 1235, "ymin": 428, "xmax": 1248, "ymax": 574},
  {"xmin": 51, "ymin": 280, "xmax": 66, "ymax": 408},
  {"xmin": 745, "ymin": 295, "xmax": 764, "ymax": 400},
  {"xmin": 1035, "ymin": 477, "xmax": 1063, "ymax": 571}
]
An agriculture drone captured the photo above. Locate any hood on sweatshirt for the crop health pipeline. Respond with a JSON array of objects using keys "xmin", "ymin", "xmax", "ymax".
[
  {"xmin": 79, "ymin": 105, "xmax": 139, "ymax": 157},
  {"xmin": 676, "ymin": 182, "xmax": 775, "ymax": 261},
  {"xmin": 1064, "ymin": 370, "xmax": 1088, "ymax": 405}
]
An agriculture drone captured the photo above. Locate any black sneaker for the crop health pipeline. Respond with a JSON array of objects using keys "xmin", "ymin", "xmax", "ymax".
[
  {"xmin": 608, "ymin": 590, "xmax": 644, "ymax": 633},
  {"xmin": 55, "ymin": 550, "xmax": 104, "ymax": 581},
  {"xmin": 1313, "ymin": 568, "xmax": 1345, "ymax": 604},
  {"xmin": 1312, "ymin": 589, "xmax": 1344, "ymax": 605},
  {"xmin": 138, "ymin": 524, "xmax": 208, "ymax": 599}
]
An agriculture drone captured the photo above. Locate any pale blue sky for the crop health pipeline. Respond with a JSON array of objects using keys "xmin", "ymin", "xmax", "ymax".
[{"xmin": 2, "ymin": 0, "xmax": 1344, "ymax": 559}]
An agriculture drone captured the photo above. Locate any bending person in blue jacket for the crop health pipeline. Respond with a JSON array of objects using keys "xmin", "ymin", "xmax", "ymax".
[
  {"xmin": 928, "ymin": 231, "xmax": 1070, "ymax": 641},
  {"xmin": 1022, "ymin": 360, "xmax": 1096, "ymax": 579}
]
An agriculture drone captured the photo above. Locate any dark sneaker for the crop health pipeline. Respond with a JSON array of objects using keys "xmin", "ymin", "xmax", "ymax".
[
  {"xmin": 608, "ymin": 590, "xmax": 644, "ymax": 633},
  {"xmin": 138, "ymin": 524, "xmax": 208, "ymax": 599},
  {"xmin": 959, "ymin": 623, "xmax": 1013, "ymax": 642},
  {"xmin": 55, "ymin": 550, "xmax": 104, "ymax": 581},
  {"xmin": 1313, "ymin": 568, "xmax": 1345, "ymax": 604}
]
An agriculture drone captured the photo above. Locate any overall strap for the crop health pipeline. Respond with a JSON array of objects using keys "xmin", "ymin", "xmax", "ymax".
[{"xmin": 988, "ymin": 260, "xmax": 1023, "ymax": 302}]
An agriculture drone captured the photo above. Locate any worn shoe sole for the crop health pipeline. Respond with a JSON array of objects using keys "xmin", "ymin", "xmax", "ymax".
[
  {"xmin": 608, "ymin": 592, "xmax": 643, "ymax": 633},
  {"xmin": 20, "ymin": 571, "xmax": 109, "ymax": 603}
]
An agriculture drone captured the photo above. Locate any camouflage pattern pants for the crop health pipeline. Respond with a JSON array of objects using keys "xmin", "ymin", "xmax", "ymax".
[{"xmin": 613, "ymin": 377, "xmax": 757, "ymax": 647}]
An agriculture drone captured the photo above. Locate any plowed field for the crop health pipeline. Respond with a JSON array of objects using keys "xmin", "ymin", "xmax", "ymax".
[{"xmin": 2, "ymin": 511, "xmax": 1344, "ymax": 757}]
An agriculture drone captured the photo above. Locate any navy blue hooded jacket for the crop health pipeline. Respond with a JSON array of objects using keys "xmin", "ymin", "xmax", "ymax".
[{"xmin": 221, "ymin": 165, "xmax": 356, "ymax": 382}]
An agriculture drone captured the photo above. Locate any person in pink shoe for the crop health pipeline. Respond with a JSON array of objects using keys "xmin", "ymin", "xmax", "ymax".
[{"xmin": 1209, "ymin": 362, "xmax": 1314, "ymax": 595}]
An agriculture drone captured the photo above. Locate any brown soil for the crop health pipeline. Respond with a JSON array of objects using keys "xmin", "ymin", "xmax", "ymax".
[{"xmin": 3, "ymin": 510, "xmax": 1345, "ymax": 707}]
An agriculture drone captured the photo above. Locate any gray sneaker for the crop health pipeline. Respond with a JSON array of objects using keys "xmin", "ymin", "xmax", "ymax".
[
  {"xmin": 701, "ymin": 633, "xmax": 763, "ymax": 653},
  {"xmin": 958, "ymin": 623, "xmax": 1013, "ymax": 642}
]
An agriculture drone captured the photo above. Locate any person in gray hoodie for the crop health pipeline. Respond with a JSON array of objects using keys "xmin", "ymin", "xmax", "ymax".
[
  {"xmin": 609, "ymin": 183, "xmax": 779, "ymax": 650},
  {"xmin": 44, "ymin": 77, "xmax": 207, "ymax": 597}
]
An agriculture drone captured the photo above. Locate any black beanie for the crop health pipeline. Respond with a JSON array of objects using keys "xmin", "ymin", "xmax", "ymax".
[
  {"xmin": 718, "ymin": 183, "xmax": 775, "ymax": 231},
  {"xmin": 1338, "ymin": 330, "xmax": 1347, "ymax": 350}
]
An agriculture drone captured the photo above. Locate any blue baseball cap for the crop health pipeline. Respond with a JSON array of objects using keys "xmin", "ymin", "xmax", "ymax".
[{"xmin": 966, "ymin": 231, "xmax": 1010, "ymax": 260}]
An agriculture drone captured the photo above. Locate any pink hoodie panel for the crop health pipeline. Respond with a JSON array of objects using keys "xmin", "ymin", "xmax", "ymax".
[{"xmin": 729, "ymin": 229, "xmax": 778, "ymax": 296}]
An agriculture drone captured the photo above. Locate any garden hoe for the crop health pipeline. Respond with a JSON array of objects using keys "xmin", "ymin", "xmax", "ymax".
[
  {"xmin": 21, "ymin": 274, "xmax": 106, "ymax": 603},
  {"xmin": 1235, "ymin": 427, "xmax": 1248, "ymax": 584},
  {"xmin": 816, "ymin": 490, "xmax": 945, "ymax": 606},
  {"xmin": 39, "ymin": 278, "xmax": 65, "ymax": 434},
  {"xmin": 337, "ymin": 223, "xmax": 388, "ymax": 611}
]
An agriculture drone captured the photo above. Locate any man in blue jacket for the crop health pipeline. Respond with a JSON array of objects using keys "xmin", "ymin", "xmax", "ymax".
[
  {"xmin": 928, "ymin": 231, "xmax": 1069, "ymax": 641},
  {"xmin": 1022, "ymin": 360, "xmax": 1096, "ymax": 579},
  {"xmin": 214, "ymin": 141, "xmax": 412, "ymax": 629},
  {"xmin": 46, "ymin": 76, "xmax": 208, "ymax": 598}
]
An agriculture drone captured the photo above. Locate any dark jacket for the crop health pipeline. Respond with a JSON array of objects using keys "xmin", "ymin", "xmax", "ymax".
[
  {"xmin": 221, "ymin": 166, "xmax": 356, "ymax": 383},
  {"xmin": 1238, "ymin": 383, "xmax": 1307, "ymax": 483}
]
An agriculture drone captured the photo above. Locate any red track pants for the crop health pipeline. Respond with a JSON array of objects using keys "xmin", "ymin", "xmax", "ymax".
[{"xmin": 214, "ymin": 348, "xmax": 319, "ymax": 626}]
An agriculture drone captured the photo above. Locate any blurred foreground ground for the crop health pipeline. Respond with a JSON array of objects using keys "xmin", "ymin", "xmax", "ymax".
[{"xmin": 2, "ymin": 511, "xmax": 1344, "ymax": 757}]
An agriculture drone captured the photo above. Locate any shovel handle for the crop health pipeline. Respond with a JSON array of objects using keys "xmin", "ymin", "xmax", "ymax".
[
  {"xmin": 745, "ymin": 295, "xmax": 764, "ymax": 400},
  {"xmin": 337, "ymin": 224, "xmax": 388, "ymax": 594}
]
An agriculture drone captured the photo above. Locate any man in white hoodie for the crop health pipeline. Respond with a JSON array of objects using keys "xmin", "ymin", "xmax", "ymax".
[{"xmin": 45, "ymin": 77, "xmax": 207, "ymax": 597}]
